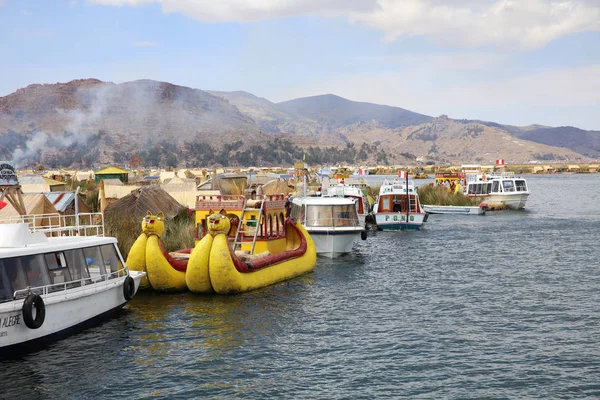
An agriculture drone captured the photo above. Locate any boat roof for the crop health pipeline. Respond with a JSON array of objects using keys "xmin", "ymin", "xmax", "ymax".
[
  {"xmin": 292, "ymin": 196, "xmax": 355, "ymax": 206},
  {"xmin": 379, "ymin": 179, "xmax": 417, "ymax": 194},
  {"xmin": 0, "ymin": 224, "xmax": 116, "ymax": 258}
]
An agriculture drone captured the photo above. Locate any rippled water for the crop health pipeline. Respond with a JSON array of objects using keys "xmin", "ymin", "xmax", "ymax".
[{"xmin": 3, "ymin": 174, "xmax": 600, "ymax": 399}]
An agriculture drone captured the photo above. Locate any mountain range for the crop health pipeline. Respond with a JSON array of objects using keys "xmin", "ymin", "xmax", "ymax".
[{"xmin": 0, "ymin": 78, "xmax": 597, "ymax": 168}]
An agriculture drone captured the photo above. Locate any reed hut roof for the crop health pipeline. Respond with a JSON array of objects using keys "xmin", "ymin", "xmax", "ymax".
[
  {"xmin": 0, "ymin": 193, "xmax": 58, "ymax": 222},
  {"xmin": 104, "ymin": 185, "xmax": 184, "ymax": 222}
]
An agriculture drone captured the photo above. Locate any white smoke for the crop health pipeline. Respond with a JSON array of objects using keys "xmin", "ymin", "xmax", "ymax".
[
  {"xmin": 12, "ymin": 131, "xmax": 79, "ymax": 168},
  {"xmin": 11, "ymin": 83, "xmax": 114, "ymax": 168}
]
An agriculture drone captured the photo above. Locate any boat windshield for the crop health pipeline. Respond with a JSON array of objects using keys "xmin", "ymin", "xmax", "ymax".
[
  {"xmin": 515, "ymin": 180, "xmax": 528, "ymax": 192},
  {"xmin": 305, "ymin": 204, "xmax": 360, "ymax": 227},
  {"xmin": 0, "ymin": 243, "xmax": 126, "ymax": 303},
  {"xmin": 502, "ymin": 180, "xmax": 515, "ymax": 192}
]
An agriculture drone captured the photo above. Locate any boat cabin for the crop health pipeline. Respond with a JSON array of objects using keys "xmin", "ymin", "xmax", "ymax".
[
  {"xmin": 376, "ymin": 179, "xmax": 423, "ymax": 214},
  {"xmin": 465, "ymin": 172, "xmax": 528, "ymax": 195},
  {"xmin": 0, "ymin": 236, "xmax": 125, "ymax": 303},
  {"xmin": 289, "ymin": 197, "xmax": 361, "ymax": 229}
]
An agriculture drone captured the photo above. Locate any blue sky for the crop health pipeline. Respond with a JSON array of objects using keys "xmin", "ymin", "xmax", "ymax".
[{"xmin": 1, "ymin": 0, "xmax": 599, "ymax": 130}]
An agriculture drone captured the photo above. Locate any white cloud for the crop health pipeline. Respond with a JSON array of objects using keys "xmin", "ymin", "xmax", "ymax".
[
  {"xmin": 23, "ymin": 10, "xmax": 32, "ymax": 16},
  {"xmin": 132, "ymin": 41, "xmax": 159, "ymax": 47},
  {"xmin": 350, "ymin": 0, "xmax": 600, "ymax": 50},
  {"xmin": 90, "ymin": 0, "xmax": 600, "ymax": 50},
  {"xmin": 90, "ymin": 0, "xmax": 377, "ymax": 21}
]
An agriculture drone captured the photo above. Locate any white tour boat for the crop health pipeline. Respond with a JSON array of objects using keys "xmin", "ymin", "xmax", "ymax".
[
  {"xmin": 372, "ymin": 178, "xmax": 427, "ymax": 231},
  {"xmin": 464, "ymin": 171, "xmax": 530, "ymax": 210},
  {"xmin": 0, "ymin": 213, "xmax": 145, "ymax": 355},
  {"xmin": 290, "ymin": 196, "xmax": 363, "ymax": 258}
]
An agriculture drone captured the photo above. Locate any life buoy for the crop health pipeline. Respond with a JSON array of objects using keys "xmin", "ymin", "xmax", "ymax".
[
  {"xmin": 123, "ymin": 276, "xmax": 136, "ymax": 301},
  {"xmin": 482, "ymin": 173, "xmax": 487, "ymax": 181},
  {"xmin": 22, "ymin": 293, "xmax": 45, "ymax": 329}
]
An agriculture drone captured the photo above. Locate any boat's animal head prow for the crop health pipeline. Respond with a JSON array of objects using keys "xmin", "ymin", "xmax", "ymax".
[
  {"xmin": 142, "ymin": 211, "xmax": 165, "ymax": 237},
  {"xmin": 207, "ymin": 209, "xmax": 232, "ymax": 236}
]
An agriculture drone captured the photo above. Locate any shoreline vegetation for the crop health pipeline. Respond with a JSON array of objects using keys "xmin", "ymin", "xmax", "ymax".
[{"xmin": 416, "ymin": 185, "xmax": 481, "ymax": 207}]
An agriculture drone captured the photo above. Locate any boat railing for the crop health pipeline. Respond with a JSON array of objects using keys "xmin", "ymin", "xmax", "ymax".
[
  {"xmin": 0, "ymin": 212, "xmax": 105, "ymax": 237},
  {"xmin": 466, "ymin": 171, "xmax": 516, "ymax": 183},
  {"xmin": 10, "ymin": 268, "xmax": 127, "ymax": 301},
  {"xmin": 195, "ymin": 194, "xmax": 286, "ymax": 211}
]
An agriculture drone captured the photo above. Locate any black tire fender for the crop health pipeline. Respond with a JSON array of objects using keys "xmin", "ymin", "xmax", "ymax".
[
  {"xmin": 123, "ymin": 276, "xmax": 136, "ymax": 301},
  {"xmin": 361, "ymin": 230, "xmax": 368, "ymax": 240},
  {"xmin": 22, "ymin": 293, "xmax": 45, "ymax": 330}
]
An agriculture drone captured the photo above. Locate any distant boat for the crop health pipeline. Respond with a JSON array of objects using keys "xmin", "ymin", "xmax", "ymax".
[{"xmin": 464, "ymin": 171, "xmax": 530, "ymax": 210}]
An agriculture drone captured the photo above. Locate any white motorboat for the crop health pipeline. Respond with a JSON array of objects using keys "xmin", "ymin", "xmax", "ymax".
[
  {"xmin": 0, "ymin": 213, "xmax": 145, "ymax": 355},
  {"xmin": 372, "ymin": 178, "xmax": 427, "ymax": 231},
  {"xmin": 290, "ymin": 196, "xmax": 363, "ymax": 258},
  {"xmin": 422, "ymin": 204, "xmax": 487, "ymax": 215},
  {"xmin": 464, "ymin": 171, "xmax": 529, "ymax": 210}
]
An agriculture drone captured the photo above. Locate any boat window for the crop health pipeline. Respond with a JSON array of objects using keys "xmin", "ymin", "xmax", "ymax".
[
  {"xmin": 63, "ymin": 249, "xmax": 91, "ymax": 282},
  {"xmin": 515, "ymin": 180, "xmax": 527, "ymax": 192},
  {"xmin": 356, "ymin": 197, "xmax": 364, "ymax": 215},
  {"xmin": 492, "ymin": 181, "xmax": 500, "ymax": 192},
  {"xmin": 83, "ymin": 246, "xmax": 107, "ymax": 282},
  {"xmin": 381, "ymin": 197, "xmax": 391, "ymax": 212},
  {"xmin": 475, "ymin": 184, "xmax": 482, "ymax": 195},
  {"xmin": 0, "ymin": 262, "xmax": 14, "ymax": 301},
  {"xmin": 467, "ymin": 184, "xmax": 475, "ymax": 195},
  {"xmin": 2, "ymin": 258, "xmax": 27, "ymax": 297},
  {"xmin": 486, "ymin": 183, "xmax": 493, "ymax": 194},
  {"xmin": 44, "ymin": 252, "xmax": 73, "ymax": 285},
  {"xmin": 305, "ymin": 205, "xmax": 331, "ymax": 227},
  {"xmin": 333, "ymin": 204, "xmax": 359, "ymax": 227},
  {"xmin": 22, "ymin": 254, "xmax": 52, "ymax": 290},
  {"xmin": 502, "ymin": 180, "xmax": 515, "ymax": 192},
  {"xmin": 100, "ymin": 244, "xmax": 122, "ymax": 279},
  {"xmin": 279, "ymin": 212, "xmax": 285, "ymax": 236}
]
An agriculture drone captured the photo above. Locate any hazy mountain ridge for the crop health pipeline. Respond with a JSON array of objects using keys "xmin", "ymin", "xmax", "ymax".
[{"xmin": 0, "ymin": 78, "xmax": 596, "ymax": 168}]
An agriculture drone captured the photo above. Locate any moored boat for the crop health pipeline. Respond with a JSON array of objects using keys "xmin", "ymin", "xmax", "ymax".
[
  {"xmin": 290, "ymin": 196, "xmax": 363, "ymax": 258},
  {"xmin": 126, "ymin": 212, "xmax": 188, "ymax": 292},
  {"xmin": 187, "ymin": 194, "xmax": 316, "ymax": 294},
  {"xmin": 422, "ymin": 204, "xmax": 487, "ymax": 215},
  {"xmin": 372, "ymin": 178, "xmax": 427, "ymax": 231},
  {"xmin": 464, "ymin": 171, "xmax": 530, "ymax": 210},
  {"xmin": 0, "ymin": 213, "xmax": 145, "ymax": 355}
]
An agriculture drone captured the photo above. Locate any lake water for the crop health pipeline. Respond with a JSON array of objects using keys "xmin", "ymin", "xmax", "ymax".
[{"xmin": 2, "ymin": 174, "xmax": 600, "ymax": 399}]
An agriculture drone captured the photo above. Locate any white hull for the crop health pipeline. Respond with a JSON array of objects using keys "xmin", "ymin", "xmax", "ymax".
[
  {"xmin": 307, "ymin": 228, "xmax": 361, "ymax": 258},
  {"xmin": 0, "ymin": 272, "xmax": 144, "ymax": 349},
  {"xmin": 423, "ymin": 205, "xmax": 486, "ymax": 215},
  {"xmin": 469, "ymin": 193, "xmax": 529, "ymax": 210},
  {"xmin": 374, "ymin": 212, "xmax": 426, "ymax": 231}
]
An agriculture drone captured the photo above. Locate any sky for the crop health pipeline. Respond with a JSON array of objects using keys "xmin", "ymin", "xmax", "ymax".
[{"xmin": 1, "ymin": 0, "xmax": 599, "ymax": 130}]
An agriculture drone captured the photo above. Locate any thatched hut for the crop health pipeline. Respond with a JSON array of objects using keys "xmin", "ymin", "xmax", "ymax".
[
  {"xmin": 0, "ymin": 193, "xmax": 60, "ymax": 229},
  {"xmin": 104, "ymin": 185, "xmax": 185, "ymax": 224}
]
